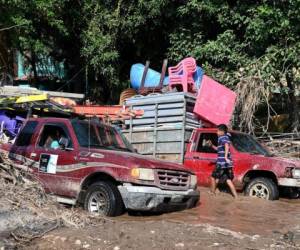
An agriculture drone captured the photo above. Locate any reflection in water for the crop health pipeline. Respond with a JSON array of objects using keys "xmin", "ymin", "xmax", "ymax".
[{"xmin": 121, "ymin": 187, "xmax": 300, "ymax": 235}]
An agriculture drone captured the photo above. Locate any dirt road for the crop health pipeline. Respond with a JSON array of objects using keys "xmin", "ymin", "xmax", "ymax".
[{"xmin": 22, "ymin": 188, "xmax": 300, "ymax": 250}]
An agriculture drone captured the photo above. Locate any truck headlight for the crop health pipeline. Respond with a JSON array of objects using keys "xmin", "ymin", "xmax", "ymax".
[
  {"xmin": 292, "ymin": 169, "xmax": 300, "ymax": 179},
  {"xmin": 131, "ymin": 168, "xmax": 155, "ymax": 181},
  {"xmin": 190, "ymin": 175, "xmax": 198, "ymax": 189}
]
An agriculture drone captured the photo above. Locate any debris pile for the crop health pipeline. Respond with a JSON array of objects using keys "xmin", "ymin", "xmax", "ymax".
[
  {"xmin": 259, "ymin": 133, "xmax": 300, "ymax": 158},
  {"xmin": 0, "ymin": 152, "xmax": 105, "ymax": 248},
  {"xmin": 128, "ymin": 57, "xmax": 236, "ymax": 126},
  {"xmin": 263, "ymin": 139, "xmax": 300, "ymax": 158}
]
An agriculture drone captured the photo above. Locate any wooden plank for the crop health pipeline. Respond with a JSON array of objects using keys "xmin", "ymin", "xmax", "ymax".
[
  {"xmin": 125, "ymin": 117, "xmax": 201, "ymax": 126},
  {"xmin": 0, "ymin": 86, "xmax": 84, "ymax": 99},
  {"xmin": 139, "ymin": 109, "xmax": 184, "ymax": 118},
  {"xmin": 158, "ymin": 59, "xmax": 168, "ymax": 88},
  {"xmin": 123, "ymin": 129, "xmax": 192, "ymax": 143},
  {"xmin": 43, "ymin": 90, "xmax": 84, "ymax": 99},
  {"xmin": 0, "ymin": 86, "xmax": 40, "ymax": 96},
  {"xmin": 140, "ymin": 60, "xmax": 150, "ymax": 89},
  {"xmin": 125, "ymin": 92, "xmax": 196, "ymax": 106},
  {"xmin": 131, "ymin": 102, "xmax": 185, "ymax": 111},
  {"xmin": 123, "ymin": 126, "xmax": 192, "ymax": 164},
  {"xmin": 125, "ymin": 116, "xmax": 184, "ymax": 125}
]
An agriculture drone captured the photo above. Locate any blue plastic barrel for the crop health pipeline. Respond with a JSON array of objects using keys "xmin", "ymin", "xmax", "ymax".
[
  {"xmin": 130, "ymin": 64, "xmax": 168, "ymax": 89},
  {"xmin": 130, "ymin": 63, "xmax": 204, "ymax": 90}
]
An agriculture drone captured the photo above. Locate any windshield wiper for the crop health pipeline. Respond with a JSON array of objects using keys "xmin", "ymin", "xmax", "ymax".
[
  {"xmin": 249, "ymin": 151, "xmax": 262, "ymax": 155},
  {"xmin": 81, "ymin": 144, "xmax": 107, "ymax": 149},
  {"xmin": 265, "ymin": 152, "xmax": 275, "ymax": 157},
  {"xmin": 80, "ymin": 143, "xmax": 132, "ymax": 152},
  {"xmin": 250, "ymin": 151, "xmax": 273, "ymax": 157},
  {"xmin": 107, "ymin": 145, "xmax": 132, "ymax": 152}
]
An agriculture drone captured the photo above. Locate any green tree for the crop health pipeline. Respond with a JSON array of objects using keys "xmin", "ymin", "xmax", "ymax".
[
  {"xmin": 167, "ymin": 0, "xmax": 300, "ymax": 132},
  {"xmin": 0, "ymin": 0, "xmax": 85, "ymax": 89},
  {"xmin": 1, "ymin": 0, "xmax": 299, "ymax": 132}
]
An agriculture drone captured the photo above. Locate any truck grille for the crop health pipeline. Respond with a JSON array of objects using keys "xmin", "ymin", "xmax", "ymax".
[{"xmin": 156, "ymin": 169, "xmax": 190, "ymax": 190}]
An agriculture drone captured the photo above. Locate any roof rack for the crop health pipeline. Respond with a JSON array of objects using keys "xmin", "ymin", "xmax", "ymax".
[{"xmin": 0, "ymin": 94, "xmax": 83, "ymax": 119}]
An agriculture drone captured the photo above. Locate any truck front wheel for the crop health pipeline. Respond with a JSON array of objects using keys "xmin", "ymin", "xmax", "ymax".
[
  {"xmin": 84, "ymin": 181, "xmax": 124, "ymax": 216},
  {"xmin": 245, "ymin": 177, "xmax": 279, "ymax": 200}
]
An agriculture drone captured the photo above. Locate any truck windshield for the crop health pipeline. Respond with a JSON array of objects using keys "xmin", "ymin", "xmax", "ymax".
[
  {"xmin": 72, "ymin": 121, "xmax": 134, "ymax": 152},
  {"xmin": 231, "ymin": 133, "xmax": 272, "ymax": 156}
]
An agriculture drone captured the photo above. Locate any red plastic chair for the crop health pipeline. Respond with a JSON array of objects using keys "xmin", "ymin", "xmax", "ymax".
[{"xmin": 168, "ymin": 57, "xmax": 197, "ymax": 93}]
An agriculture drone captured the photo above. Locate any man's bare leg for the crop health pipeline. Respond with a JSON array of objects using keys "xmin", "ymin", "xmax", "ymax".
[
  {"xmin": 226, "ymin": 179, "xmax": 238, "ymax": 198},
  {"xmin": 211, "ymin": 177, "xmax": 219, "ymax": 195}
]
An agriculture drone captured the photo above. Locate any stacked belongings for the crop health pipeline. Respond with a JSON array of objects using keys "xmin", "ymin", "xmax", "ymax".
[
  {"xmin": 128, "ymin": 57, "xmax": 236, "ymax": 126},
  {"xmin": 193, "ymin": 75, "xmax": 237, "ymax": 126},
  {"xmin": 0, "ymin": 94, "xmax": 79, "ymax": 142},
  {"xmin": 122, "ymin": 92, "xmax": 202, "ymax": 162},
  {"xmin": 73, "ymin": 105, "xmax": 144, "ymax": 125},
  {"xmin": 130, "ymin": 59, "xmax": 204, "ymax": 93},
  {"xmin": 168, "ymin": 57, "xmax": 197, "ymax": 93},
  {"xmin": 167, "ymin": 57, "xmax": 236, "ymax": 125},
  {"xmin": 0, "ymin": 111, "xmax": 24, "ymax": 142}
]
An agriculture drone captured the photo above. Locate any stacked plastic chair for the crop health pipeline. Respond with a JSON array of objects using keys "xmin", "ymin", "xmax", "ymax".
[{"xmin": 168, "ymin": 57, "xmax": 197, "ymax": 93}]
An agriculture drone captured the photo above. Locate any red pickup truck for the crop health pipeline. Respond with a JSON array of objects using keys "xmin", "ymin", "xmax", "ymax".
[
  {"xmin": 0, "ymin": 118, "xmax": 199, "ymax": 216},
  {"xmin": 184, "ymin": 128, "xmax": 300, "ymax": 200}
]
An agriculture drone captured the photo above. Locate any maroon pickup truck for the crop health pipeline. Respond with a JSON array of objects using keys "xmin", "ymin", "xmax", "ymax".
[
  {"xmin": 125, "ymin": 126, "xmax": 300, "ymax": 200},
  {"xmin": 0, "ymin": 118, "xmax": 199, "ymax": 216},
  {"xmin": 184, "ymin": 128, "xmax": 300, "ymax": 200}
]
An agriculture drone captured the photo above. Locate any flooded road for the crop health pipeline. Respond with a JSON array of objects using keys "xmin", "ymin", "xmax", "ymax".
[
  {"xmin": 120, "ymin": 187, "xmax": 300, "ymax": 236},
  {"xmin": 27, "ymin": 188, "xmax": 300, "ymax": 249},
  {"xmin": 5, "ymin": 186, "xmax": 297, "ymax": 249}
]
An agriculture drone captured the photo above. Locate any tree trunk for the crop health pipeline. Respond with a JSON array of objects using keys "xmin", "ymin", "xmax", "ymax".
[
  {"xmin": 31, "ymin": 52, "xmax": 38, "ymax": 86},
  {"xmin": 286, "ymin": 73, "xmax": 300, "ymax": 132}
]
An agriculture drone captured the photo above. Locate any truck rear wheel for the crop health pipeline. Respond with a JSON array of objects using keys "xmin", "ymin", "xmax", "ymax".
[
  {"xmin": 84, "ymin": 181, "xmax": 124, "ymax": 216},
  {"xmin": 245, "ymin": 177, "xmax": 279, "ymax": 200}
]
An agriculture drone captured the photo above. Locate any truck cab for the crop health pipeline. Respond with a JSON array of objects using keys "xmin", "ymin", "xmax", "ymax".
[
  {"xmin": 0, "ymin": 117, "xmax": 199, "ymax": 216},
  {"xmin": 184, "ymin": 128, "xmax": 300, "ymax": 200}
]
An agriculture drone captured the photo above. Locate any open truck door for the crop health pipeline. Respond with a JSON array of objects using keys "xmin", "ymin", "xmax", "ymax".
[{"xmin": 185, "ymin": 131, "xmax": 218, "ymax": 186}]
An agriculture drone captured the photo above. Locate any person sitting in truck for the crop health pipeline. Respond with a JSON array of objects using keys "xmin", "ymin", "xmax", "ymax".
[
  {"xmin": 50, "ymin": 137, "xmax": 60, "ymax": 149},
  {"xmin": 43, "ymin": 130, "xmax": 62, "ymax": 149},
  {"xmin": 44, "ymin": 133, "xmax": 59, "ymax": 149},
  {"xmin": 208, "ymin": 124, "xmax": 238, "ymax": 198}
]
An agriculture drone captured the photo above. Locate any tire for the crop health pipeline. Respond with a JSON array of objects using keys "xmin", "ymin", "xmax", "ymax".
[
  {"xmin": 245, "ymin": 177, "xmax": 279, "ymax": 200},
  {"xmin": 84, "ymin": 181, "xmax": 124, "ymax": 216}
]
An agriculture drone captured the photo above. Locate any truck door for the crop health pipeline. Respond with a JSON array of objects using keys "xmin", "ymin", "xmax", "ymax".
[
  {"xmin": 27, "ymin": 122, "xmax": 79, "ymax": 197},
  {"xmin": 189, "ymin": 132, "xmax": 218, "ymax": 186},
  {"xmin": 9, "ymin": 121, "xmax": 39, "ymax": 166}
]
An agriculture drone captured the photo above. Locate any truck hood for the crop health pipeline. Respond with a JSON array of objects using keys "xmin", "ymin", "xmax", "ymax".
[
  {"xmin": 249, "ymin": 154, "xmax": 300, "ymax": 169},
  {"xmin": 82, "ymin": 148, "xmax": 193, "ymax": 173},
  {"xmin": 271, "ymin": 156, "xmax": 300, "ymax": 168}
]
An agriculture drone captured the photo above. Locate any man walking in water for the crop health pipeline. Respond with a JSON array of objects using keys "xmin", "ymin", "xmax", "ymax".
[{"xmin": 208, "ymin": 124, "xmax": 238, "ymax": 198}]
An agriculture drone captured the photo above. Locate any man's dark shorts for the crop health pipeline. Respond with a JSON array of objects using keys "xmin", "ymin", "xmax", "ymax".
[{"xmin": 211, "ymin": 165, "xmax": 234, "ymax": 182}]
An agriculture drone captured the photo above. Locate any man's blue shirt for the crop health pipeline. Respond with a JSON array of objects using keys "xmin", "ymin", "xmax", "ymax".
[{"xmin": 216, "ymin": 134, "xmax": 232, "ymax": 168}]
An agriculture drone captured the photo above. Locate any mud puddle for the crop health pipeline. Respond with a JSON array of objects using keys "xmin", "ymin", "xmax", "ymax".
[
  {"xmin": 27, "ymin": 188, "xmax": 300, "ymax": 250},
  {"xmin": 119, "ymin": 187, "xmax": 300, "ymax": 236}
]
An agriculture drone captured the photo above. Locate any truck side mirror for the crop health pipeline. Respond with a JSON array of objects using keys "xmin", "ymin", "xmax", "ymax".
[
  {"xmin": 59, "ymin": 137, "xmax": 69, "ymax": 149},
  {"xmin": 65, "ymin": 147, "xmax": 74, "ymax": 151}
]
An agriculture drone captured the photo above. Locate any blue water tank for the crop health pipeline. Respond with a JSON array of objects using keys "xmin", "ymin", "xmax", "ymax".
[
  {"xmin": 130, "ymin": 64, "xmax": 168, "ymax": 89},
  {"xmin": 130, "ymin": 63, "xmax": 204, "ymax": 90}
]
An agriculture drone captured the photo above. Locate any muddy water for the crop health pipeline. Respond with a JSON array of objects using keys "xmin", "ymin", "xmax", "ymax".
[{"xmin": 120, "ymin": 187, "xmax": 300, "ymax": 236}]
